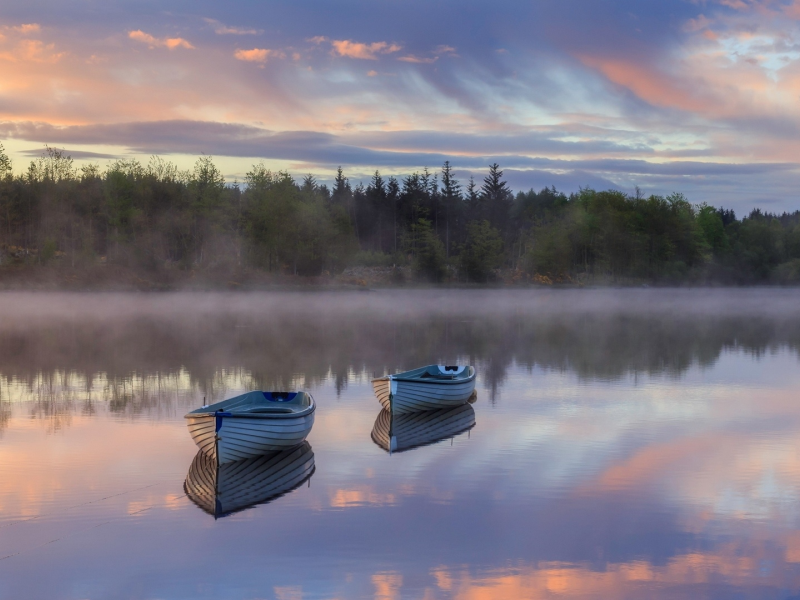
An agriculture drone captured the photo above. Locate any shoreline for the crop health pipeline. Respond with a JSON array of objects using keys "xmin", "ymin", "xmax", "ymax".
[{"xmin": 1, "ymin": 264, "xmax": 797, "ymax": 292}]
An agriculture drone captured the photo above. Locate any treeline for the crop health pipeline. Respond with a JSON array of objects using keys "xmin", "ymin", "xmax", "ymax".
[{"xmin": 1, "ymin": 144, "xmax": 800, "ymax": 284}]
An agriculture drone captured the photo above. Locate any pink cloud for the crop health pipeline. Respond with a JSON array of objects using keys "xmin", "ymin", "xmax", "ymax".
[
  {"xmin": 128, "ymin": 30, "xmax": 194, "ymax": 50},
  {"xmin": 12, "ymin": 23, "xmax": 41, "ymax": 34},
  {"xmin": 330, "ymin": 40, "xmax": 401, "ymax": 60},
  {"xmin": 234, "ymin": 48, "xmax": 284, "ymax": 63},
  {"xmin": 684, "ymin": 14, "xmax": 713, "ymax": 32},
  {"xmin": 718, "ymin": 0, "xmax": 750, "ymax": 9},
  {"xmin": 785, "ymin": 0, "xmax": 800, "ymax": 17},
  {"xmin": 398, "ymin": 55, "xmax": 437, "ymax": 64},
  {"xmin": 579, "ymin": 55, "xmax": 713, "ymax": 114}
]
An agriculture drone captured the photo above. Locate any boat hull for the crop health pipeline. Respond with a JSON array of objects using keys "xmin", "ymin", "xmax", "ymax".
[
  {"xmin": 372, "ymin": 376, "xmax": 476, "ymax": 414},
  {"xmin": 371, "ymin": 403, "xmax": 476, "ymax": 453},
  {"xmin": 184, "ymin": 442, "xmax": 315, "ymax": 518},
  {"xmin": 186, "ymin": 412, "xmax": 315, "ymax": 464}
]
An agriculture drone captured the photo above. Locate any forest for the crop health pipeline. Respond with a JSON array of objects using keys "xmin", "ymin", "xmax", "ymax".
[{"xmin": 1, "ymin": 143, "xmax": 799, "ymax": 286}]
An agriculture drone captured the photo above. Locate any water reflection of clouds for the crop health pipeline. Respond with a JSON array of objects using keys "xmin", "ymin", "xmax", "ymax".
[
  {"xmin": 424, "ymin": 546, "xmax": 800, "ymax": 599},
  {"xmin": 1, "ymin": 291, "xmax": 800, "ymax": 597}
]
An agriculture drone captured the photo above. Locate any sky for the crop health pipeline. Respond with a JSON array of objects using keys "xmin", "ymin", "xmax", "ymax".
[{"xmin": 1, "ymin": 0, "xmax": 800, "ymax": 211}]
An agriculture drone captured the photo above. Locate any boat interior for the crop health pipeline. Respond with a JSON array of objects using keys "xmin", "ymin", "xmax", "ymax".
[
  {"xmin": 187, "ymin": 391, "xmax": 313, "ymax": 416},
  {"xmin": 409, "ymin": 365, "xmax": 473, "ymax": 380}
]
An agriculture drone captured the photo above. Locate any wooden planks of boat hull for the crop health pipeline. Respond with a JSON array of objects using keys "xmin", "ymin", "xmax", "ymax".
[
  {"xmin": 186, "ymin": 413, "xmax": 315, "ymax": 464},
  {"xmin": 373, "ymin": 376, "xmax": 476, "ymax": 414}
]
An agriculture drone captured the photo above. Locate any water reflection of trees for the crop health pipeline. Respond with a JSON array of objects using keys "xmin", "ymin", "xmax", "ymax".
[{"xmin": 1, "ymin": 306, "xmax": 799, "ymax": 429}]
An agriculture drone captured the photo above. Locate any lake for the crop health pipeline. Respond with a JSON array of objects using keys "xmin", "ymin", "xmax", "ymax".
[{"xmin": 2, "ymin": 289, "xmax": 800, "ymax": 600}]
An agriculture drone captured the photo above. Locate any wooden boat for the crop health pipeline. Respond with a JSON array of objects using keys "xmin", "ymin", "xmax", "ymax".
[
  {"xmin": 184, "ymin": 442, "xmax": 315, "ymax": 519},
  {"xmin": 371, "ymin": 403, "xmax": 476, "ymax": 453},
  {"xmin": 184, "ymin": 391, "xmax": 315, "ymax": 465},
  {"xmin": 372, "ymin": 365, "xmax": 476, "ymax": 414}
]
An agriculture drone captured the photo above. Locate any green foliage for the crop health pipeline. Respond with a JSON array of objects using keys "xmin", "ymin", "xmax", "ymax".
[
  {"xmin": 697, "ymin": 203, "xmax": 728, "ymax": 254},
  {"xmin": 526, "ymin": 219, "xmax": 574, "ymax": 278},
  {"xmin": 351, "ymin": 250, "xmax": 398, "ymax": 267},
  {"xmin": 27, "ymin": 147, "xmax": 76, "ymax": 183},
  {"xmin": 460, "ymin": 220, "xmax": 503, "ymax": 282},
  {"xmin": 0, "ymin": 144, "xmax": 11, "ymax": 180},
  {"xmin": 0, "ymin": 145, "xmax": 799, "ymax": 286},
  {"xmin": 40, "ymin": 238, "xmax": 57, "ymax": 264},
  {"xmin": 773, "ymin": 258, "xmax": 800, "ymax": 284},
  {"xmin": 406, "ymin": 218, "xmax": 446, "ymax": 282},
  {"xmin": 244, "ymin": 165, "xmax": 356, "ymax": 275}
]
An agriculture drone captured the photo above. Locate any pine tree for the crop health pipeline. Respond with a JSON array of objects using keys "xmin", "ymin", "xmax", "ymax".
[
  {"xmin": 481, "ymin": 163, "xmax": 513, "ymax": 234},
  {"xmin": 387, "ymin": 177, "xmax": 400, "ymax": 255},
  {"xmin": 441, "ymin": 161, "xmax": 462, "ymax": 258},
  {"xmin": 367, "ymin": 171, "xmax": 387, "ymax": 251}
]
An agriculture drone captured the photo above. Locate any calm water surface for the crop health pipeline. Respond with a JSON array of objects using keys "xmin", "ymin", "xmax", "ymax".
[{"xmin": 2, "ymin": 289, "xmax": 800, "ymax": 599}]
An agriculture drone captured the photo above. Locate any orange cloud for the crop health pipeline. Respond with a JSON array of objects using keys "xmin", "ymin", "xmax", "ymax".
[
  {"xmin": 0, "ymin": 39, "xmax": 64, "ymax": 63},
  {"xmin": 331, "ymin": 40, "xmax": 401, "ymax": 60},
  {"xmin": 128, "ymin": 30, "xmax": 194, "ymax": 50},
  {"xmin": 234, "ymin": 48, "xmax": 284, "ymax": 63}
]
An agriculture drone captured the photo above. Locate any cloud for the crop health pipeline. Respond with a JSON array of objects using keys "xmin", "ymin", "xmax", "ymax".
[
  {"xmin": 398, "ymin": 55, "xmax": 437, "ymax": 64},
  {"xmin": 785, "ymin": 1, "xmax": 800, "ymax": 18},
  {"xmin": 11, "ymin": 23, "xmax": 41, "ymax": 34},
  {"xmin": 578, "ymin": 54, "xmax": 714, "ymax": 114},
  {"xmin": 2, "ymin": 119, "xmax": 794, "ymax": 179},
  {"xmin": 19, "ymin": 148, "xmax": 118, "ymax": 159},
  {"xmin": 683, "ymin": 14, "xmax": 713, "ymax": 31},
  {"xmin": 128, "ymin": 30, "xmax": 194, "ymax": 50},
  {"xmin": 434, "ymin": 45, "xmax": 457, "ymax": 54},
  {"xmin": 0, "ymin": 40, "xmax": 64, "ymax": 63},
  {"xmin": 203, "ymin": 18, "xmax": 261, "ymax": 35},
  {"xmin": 234, "ymin": 48, "xmax": 284, "ymax": 63},
  {"xmin": 718, "ymin": 0, "xmax": 750, "ymax": 9},
  {"xmin": 0, "ymin": 0, "xmax": 798, "ymax": 211},
  {"xmin": 330, "ymin": 40, "xmax": 402, "ymax": 60}
]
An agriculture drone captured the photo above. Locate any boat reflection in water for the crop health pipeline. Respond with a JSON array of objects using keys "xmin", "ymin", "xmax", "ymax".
[
  {"xmin": 371, "ymin": 402, "xmax": 476, "ymax": 454},
  {"xmin": 184, "ymin": 442, "xmax": 315, "ymax": 519}
]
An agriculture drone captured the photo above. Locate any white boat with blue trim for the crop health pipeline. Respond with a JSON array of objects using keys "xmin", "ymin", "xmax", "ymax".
[
  {"xmin": 185, "ymin": 391, "xmax": 315, "ymax": 465},
  {"xmin": 372, "ymin": 364, "xmax": 476, "ymax": 414},
  {"xmin": 184, "ymin": 442, "xmax": 315, "ymax": 519}
]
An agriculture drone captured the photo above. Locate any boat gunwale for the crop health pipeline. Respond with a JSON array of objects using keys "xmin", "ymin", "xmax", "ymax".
[
  {"xmin": 371, "ymin": 366, "xmax": 475, "ymax": 385},
  {"xmin": 184, "ymin": 394, "xmax": 316, "ymax": 420}
]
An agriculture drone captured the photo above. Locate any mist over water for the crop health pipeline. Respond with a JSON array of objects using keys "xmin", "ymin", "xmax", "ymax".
[{"xmin": 2, "ymin": 289, "xmax": 800, "ymax": 599}]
